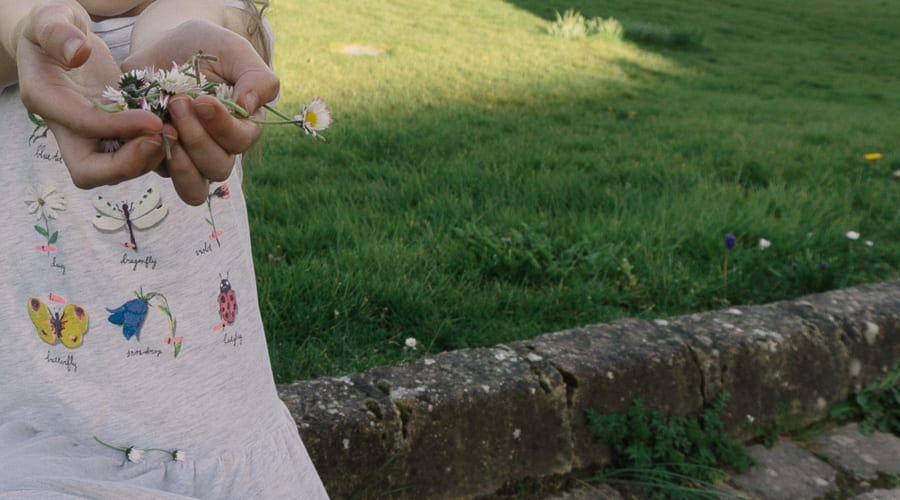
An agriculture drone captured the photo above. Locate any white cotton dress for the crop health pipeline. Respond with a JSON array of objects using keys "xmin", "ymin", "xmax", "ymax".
[{"xmin": 0, "ymin": 8, "xmax": 329, "ymax": 500}]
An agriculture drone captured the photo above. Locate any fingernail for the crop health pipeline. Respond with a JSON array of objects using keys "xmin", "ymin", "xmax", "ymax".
[
  {"xmin": 244, "ymin": 92, "xmax": 259, "ymax": 114},
  {"xmin": 63, "ymin": 38, "xmax": 83, "ymax": 65},
  {"xmin": 139, "ymin": 138, "xmax": 162, "ymax": 155},
  {"xmin": 195, "ymin": 102, "xmax": 216, "ymax": 121},
  {"xmin": 168, "ymin": 97, "xmax": 191, "ymax": 119}
]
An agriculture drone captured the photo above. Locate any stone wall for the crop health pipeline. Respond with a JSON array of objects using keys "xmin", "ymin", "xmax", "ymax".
[{"xmin": 277, "ymin": 280, "xmax": 900, "ymax": 499}]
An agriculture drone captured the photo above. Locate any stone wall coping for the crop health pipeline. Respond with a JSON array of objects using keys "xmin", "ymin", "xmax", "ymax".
[{"xmin": 277, "ymin": 280, "xmax": 900, "ymax": 499}]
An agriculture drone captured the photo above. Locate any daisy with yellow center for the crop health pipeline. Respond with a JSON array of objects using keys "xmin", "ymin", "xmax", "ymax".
[
  {"xmin": 24, "ymin": 185, "xmax": 66, "ymax": 221},
  {"xmin": 294, "ymin": 97, "xmax": 333, "ymax": 139}
]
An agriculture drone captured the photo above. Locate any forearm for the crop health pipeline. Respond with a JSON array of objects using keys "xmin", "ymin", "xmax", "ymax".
[{"xmin": 130, "ymin": 0, "xmax": 225, "ymax": 52}]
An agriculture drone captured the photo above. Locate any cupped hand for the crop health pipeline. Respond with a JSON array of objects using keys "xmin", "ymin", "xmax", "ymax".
[
  {"xmin": 16, "ymin": 2, "xmax": 167, "ymax": 189},
  {"xmin": 123, "ymin": 19, "xmax": 280, "ymax": 205}
]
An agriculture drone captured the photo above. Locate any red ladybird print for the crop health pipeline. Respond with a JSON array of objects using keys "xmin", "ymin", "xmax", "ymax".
[{"xmin": 217, "ymin": 278, "xmax": 237, "ymax": 325}]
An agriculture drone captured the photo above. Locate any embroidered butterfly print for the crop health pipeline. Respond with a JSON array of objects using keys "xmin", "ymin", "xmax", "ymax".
[
  {"xmin": 213, "ymin": 275, "xmax": 237, "ymax": 331},
  {"xmin": 24, "ymin": 184, "xmax": 66, "ymax": 253},
  {"xmin": 108, "ymin": 289, "xmax": 182, "ymax": 357},
  {"xmin": 205, "ymin": 182, "xmax": 230, "ymax": 247},
  {"xmin": 92, "ymin": 186, "xmax": 168, "ymax": 252},
  {"xmin": 27, "ymin": 294, "xmax": 89, "ymax": 348}
]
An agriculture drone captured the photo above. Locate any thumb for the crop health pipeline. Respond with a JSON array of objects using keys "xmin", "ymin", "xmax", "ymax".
[{"xmin": 22, "ymin": 3, "xmax": 92, "ymax": 68}]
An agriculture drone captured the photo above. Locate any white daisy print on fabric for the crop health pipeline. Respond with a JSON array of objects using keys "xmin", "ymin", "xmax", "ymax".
[{"xmin": 24, "ymin": 184, "xmax": 66, "ymax": 253}]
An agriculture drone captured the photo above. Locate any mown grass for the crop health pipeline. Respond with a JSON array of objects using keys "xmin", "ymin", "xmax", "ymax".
[{"xmin": 252, "ymin": 0, "xmax": 900, "ymax": 382}]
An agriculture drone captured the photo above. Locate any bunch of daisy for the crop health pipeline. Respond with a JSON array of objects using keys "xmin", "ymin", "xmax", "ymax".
[{"xmin": 98, "ymin": 52, "xmax": 332, "ymax": 153}]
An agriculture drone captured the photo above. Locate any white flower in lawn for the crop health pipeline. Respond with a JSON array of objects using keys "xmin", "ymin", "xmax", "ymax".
[
  {"xmin": 865, "ymin": 240, "xmax": 874, "ymax": 247},
  {"xmin": 24, "ymin": 185, "xmax": 66, "ymax": 220},
  {"xmin": 846, "ymin": 230, "xmax": 860, "ymax": 241},
  {"xmin": 404, "ymin": 337, "xmax": 417, "ymax": 350},
  {"xmin": 295, "ymin": 97, "xmax": 332, "ymax": 138},
  {"xmin": 758, "ymin": 238, "xmax": 771, "ymax": 250},
  {"xmin": 126, "ymin": 447, "xmax": 145, "ymax": 463}
]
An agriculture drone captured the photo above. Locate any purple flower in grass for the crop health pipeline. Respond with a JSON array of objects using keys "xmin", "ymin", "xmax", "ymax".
[{"xmin": 725, "ymin": 233, "xmax": 737, "ymax": 250}]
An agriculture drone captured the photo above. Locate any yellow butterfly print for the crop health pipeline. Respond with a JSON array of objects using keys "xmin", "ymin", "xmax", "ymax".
[{"xmin": 27, "ymin": 297, "xmax": 89, "ymax": 348}]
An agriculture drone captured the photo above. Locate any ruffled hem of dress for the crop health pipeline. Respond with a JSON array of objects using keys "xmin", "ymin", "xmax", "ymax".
[{"xmin": 0, "ymin": 403, "xmax": 328, "ymax": 499}]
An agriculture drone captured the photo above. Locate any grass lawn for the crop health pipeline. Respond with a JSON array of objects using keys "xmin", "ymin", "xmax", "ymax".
[{"xmin": 252, "ymin": 0, "xmax": 900, "ymax": 383}]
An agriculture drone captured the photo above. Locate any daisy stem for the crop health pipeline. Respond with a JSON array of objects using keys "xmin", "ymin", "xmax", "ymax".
[
  {"xmin": 142, "ymin": 447, "xmax": 173, "ymax": 454},
  {"xmin": 723, "ymin": 251, "xmax": 730, "ymax": 293},
  {"xmin": 94, "ymin": 436, "xmax": 127, "ymax": 453},
  {"xmin": 161, "ymin": 133, "xmax": 172, "ymax": 161}
]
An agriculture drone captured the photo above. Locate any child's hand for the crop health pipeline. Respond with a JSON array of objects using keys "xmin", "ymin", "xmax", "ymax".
[
  {"xmin": 123, "ymin": 20, "xmax": 280, "ymax": 205},
  {"xmin": 16, "ymin": 2, "xmax": 167, "ymax": 188}
]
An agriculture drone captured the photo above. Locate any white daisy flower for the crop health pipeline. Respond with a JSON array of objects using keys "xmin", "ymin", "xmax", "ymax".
[
  {"xmin": 295, "ymin": 97, "xmax": 332, "ymax": 138},
  {"xmin": 215, "ymin": 83, "xmax": 235, "ymax": 102},
  {"xmin": 846, "ymin": 231, "xmax": 860, "ymax": 241},
  {"xmin": 758, "ymin": 238, "xmax": 771, "ymax": 250},
  {"xmin": 100, "ymin": 139, "xmax": 123, "ymax": 153},
  {"xmin": 122, "ymin": 68, "xmax": 147, "ymax": 83},
  {"xmin": 24, "ymin": 185, "xmax": 66, "ymax": 220},
  {"xmin": 126, "ymin": 447, "xmax": 145, "ymax": 463},
  {"xmin": 404, "ymin": 337, "xmax": 417, "ymax": 350},
  {"xmin": 156, "ymin": 63, "xmax": 200, "ymax": 94},
  {"xmin": 102, "ymin": 86, "xmax": 126, "ymax": 110}
]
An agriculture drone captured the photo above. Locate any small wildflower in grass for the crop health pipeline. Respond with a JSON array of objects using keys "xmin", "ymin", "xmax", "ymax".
[
  {"xmin": 865, "ymin": 240, "xmax": 874, "ymax": 247},
  {"xmin": 722, "ymin": 233, "xmax": 736, "ymax": 293},
  {"xmin": 724, "ymin": 233, "xmax": 737, "ymax": 250},
  {"xmin": 758, "ymin": 238, "xmax": 770, "ymax": 251},
  {"xmin": 404, "ymin": 337, "xmax": 417, "ymax": 351},
  {"xmin": 864, "ymin": 153, "xmax": 882, "ymax": 162},
  {"xmin": 846, "ymin": 231, "xmax": 860, "ymax": 241}
]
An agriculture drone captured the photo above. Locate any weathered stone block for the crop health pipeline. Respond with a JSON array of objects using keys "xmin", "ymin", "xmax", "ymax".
[
  {"xmin": 278, "ymin": 375, "xmax": 401, "ymax": 499},
  {"xmin": 789, "ymin": 281, "xmax": 900, "ymax": 387},
  {"xmin": 668, "ymin": 301, "xmax": 851, "ymax": 439},
  {"xmin": 731, "ymin": 441, "xmax": 838, "ymax": 500},
  {"xmin": 362, "ymin": 346, "xmax": 571, "ymax": 499},
  {"xmin": 809, "ymin": 423, "xmax": 900, "ymax": 481},
  {"xmin": 524, "ymin": 318, "xmax": 704, "ymax": 469}
]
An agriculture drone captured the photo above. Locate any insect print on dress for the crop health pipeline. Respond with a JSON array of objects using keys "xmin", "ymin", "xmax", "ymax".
[
  {"xmin": 92, "ymin": 186, "xmax": 168, "ymax": 252},
  {"xmin": 213, "ymin": 275, "xmax": 237, "ymax": 331},
  {"xmin": 27, "ymin": 294, "xmax": 89, "ymax": 348}
]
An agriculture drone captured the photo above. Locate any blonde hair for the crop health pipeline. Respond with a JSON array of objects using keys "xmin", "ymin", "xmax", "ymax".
[{"xmin": 234, "ymin": 0, "xmax": 271, "ymax": 63}]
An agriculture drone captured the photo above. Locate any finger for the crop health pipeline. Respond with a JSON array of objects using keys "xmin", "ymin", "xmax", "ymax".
[
  {"xmin": 52, "ymin": 128, "xmax": 168, "ymax": 189},
  {"xmin": 23, "ymin": 3, "xmax": 91, "ymax": 67},
  {"xmin": 230, "ymin": 61, "xmax": 280, "ymax": 115},
  {"xmin": 17, "ymin": 42, "xmax": 163, "ymax": 139},
  {"xmin": 162, "ymin": 125, "xmax": 212, "ymax": 206},
  {"xmin": 194, "ymin": 94, "xmax": 262, "ymax": 154},
  {"xmin": 167, "ymin": 96, "xmax": 236, "ymax": 182}
]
